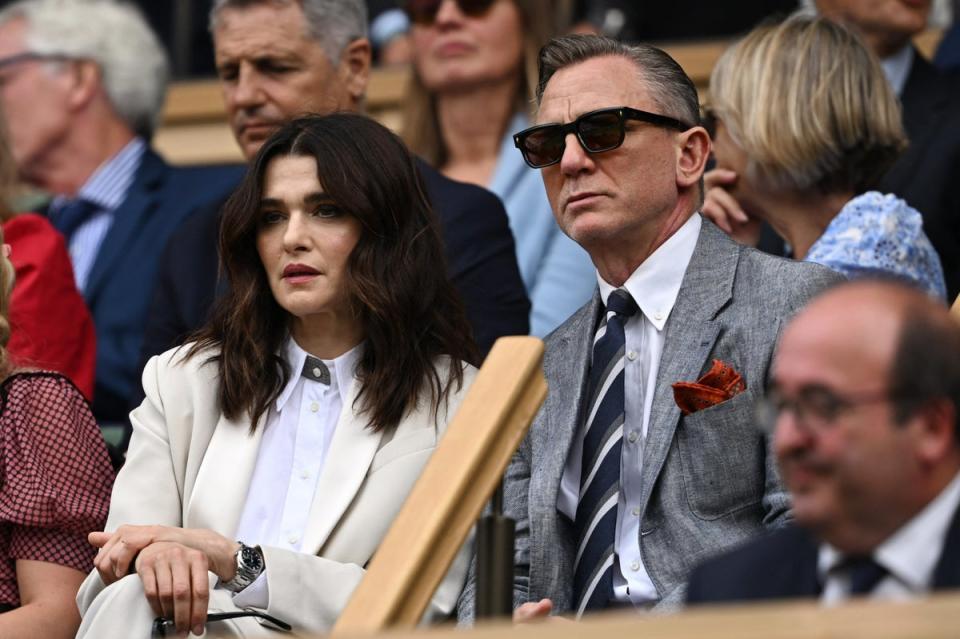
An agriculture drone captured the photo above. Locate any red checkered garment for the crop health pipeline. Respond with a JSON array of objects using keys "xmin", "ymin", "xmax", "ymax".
[{"xmin": 0, "ymin": 372, "xmax": 114, "ymax": 607}]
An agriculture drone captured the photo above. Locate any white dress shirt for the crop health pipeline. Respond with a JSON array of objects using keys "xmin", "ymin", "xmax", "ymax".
[
  {"xmin": 48, "ymin": 137, "xmax": 146, "ymax": 292},
  {"xmin": 558, "ymin": 214, "xmax": 702, "ymax": 605},
  {"xmin": 881, "ymin": 44, "xmax": 914, "ymax": 97},
  {"xmin": 231, "ymin": 338, "xmax": 361, "ymax": 608},
  {"xmin": 818, "ymin": 470, "xmax": 960, "ymax": 605}
]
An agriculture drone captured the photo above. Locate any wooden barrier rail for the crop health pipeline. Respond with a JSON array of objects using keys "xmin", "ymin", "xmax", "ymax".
[
  {"xmin": 327, "ymin": 593, "xmax": 960, "ymax": 639},
  {"xmin": 156, "ymin": 31, "xmax": 943, "ymax": 166}
]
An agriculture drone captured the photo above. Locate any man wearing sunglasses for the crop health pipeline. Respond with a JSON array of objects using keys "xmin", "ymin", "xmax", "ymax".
[
  {"xmin": 688, "ymin": 280, "xmax": 960, "ymax": 604},
  {"xmin": 457, "ymin": 35, "xmax": 841, "ymax": 622}
]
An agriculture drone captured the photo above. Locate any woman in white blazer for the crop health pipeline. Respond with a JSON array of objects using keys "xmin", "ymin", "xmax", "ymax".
[{"xmin": 76, "ymin": 114, "xmax": 481, "ymax": 638}]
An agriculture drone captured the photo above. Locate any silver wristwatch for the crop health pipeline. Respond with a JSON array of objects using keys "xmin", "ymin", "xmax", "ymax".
[{"xmin": 222, "ymin": 542, "xmax": 265, "ymax": 593}]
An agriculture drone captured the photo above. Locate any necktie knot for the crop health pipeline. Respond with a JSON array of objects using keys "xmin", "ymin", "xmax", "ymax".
[
  {"xmin": 301, "ymin": 355, "xmax": 331, "ymax": 385},
  {"xmin": 53, "ymin": 197, "xmax": 99, "ymax": 242},
  {"xmin": 606, "ymin": 288, "xmax": 638, "ymax": 318},
  {"xmin": 841, "ymin": 555, "xmax": 888, "ymax": 595}
]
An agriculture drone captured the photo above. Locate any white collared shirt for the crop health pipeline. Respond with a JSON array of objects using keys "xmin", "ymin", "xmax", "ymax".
[
  {"xmin": 818, "ymin": 470, "xmax": 960, "ymax": 605},
  {"xmin": 231, "ymin": 337, "xmax": 361, "ymax": 608},
  {"xmin": 48, "ymin": 137, "xmax": 146, "ymax": 292},
  {"xmin": 881, "ymin": 44, "xmax": 914, "ymax": 97},
  {"xmin": 558, "ymin": 213, "xmax": 702, "ymax": 605}
]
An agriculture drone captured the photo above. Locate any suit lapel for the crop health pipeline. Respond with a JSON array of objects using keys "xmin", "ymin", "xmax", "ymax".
[
  {"xmin": 541, "ymin": 295, "xmax": 602, "ymax": 511},
  {"xmin": 84, "ymin": 150, "xmax": 166, "ymax": 302},
  {"xmin": 638, "ymin": 222, "xmax": 737, "ymax": 514},
  {"xmin": 185, "ymin": 413, "xmax": 266, "ymax": 536},
  {"xmin": 301, "ymin": 379, "xmax": 386, "ymax": 552},
  {"xmin": 933, "ymin": 500, "xmax": 960, "ymax": 589}
]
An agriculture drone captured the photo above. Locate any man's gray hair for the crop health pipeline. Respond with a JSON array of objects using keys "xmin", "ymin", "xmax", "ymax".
[
  {"xmin": 536, "ymin": 35, "xmax": 701, "ymax": 128},
  {"xmin": 0, "ymin": 0, "xmax": 169, "ymax": 139},
  {"xmin": 209, "ymin": 0, "xmax": 368, "ymax": 64}
]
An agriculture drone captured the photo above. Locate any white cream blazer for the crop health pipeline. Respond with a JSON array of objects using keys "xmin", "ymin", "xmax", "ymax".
[{"xmin": 77, "ymin": 345, "xmax": 478, "ymax": 633}]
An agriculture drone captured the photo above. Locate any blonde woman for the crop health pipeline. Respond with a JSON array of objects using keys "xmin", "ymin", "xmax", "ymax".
[
  {"xmin": 703, "ymin": 16, "xmax": 946, "ymax": 299},
  {"xmin": 0, "ymin": 224, "xmax": 114, "ymax": 638},
  {"xmin": 403, "ymin": 0, "xmax": 595, "ymax": 336}
]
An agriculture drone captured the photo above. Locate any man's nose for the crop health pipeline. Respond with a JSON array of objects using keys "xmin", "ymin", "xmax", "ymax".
[
  {"xmin": 559, "ymin": 132, "xmax": 594, "ymax": 176},
  {"xmin": 772, "ymin": 409, "xmax": 813, "ymax": 459},
  {"xmin": 229, "ymin": 64, "xmax": 264, "ymax": 109}
]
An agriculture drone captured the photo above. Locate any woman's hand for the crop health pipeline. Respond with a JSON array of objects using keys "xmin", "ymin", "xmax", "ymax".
[
  {"xmin": 701, "ymin": 169, "xmax": 762, "ymax": 246},
  {"xmin": 90, "ymin": 525, "xmax": 239, "ymax": 585},
  {"xmin": 135, "ymin": 541, "xmax": 210, "ymax": 636}
]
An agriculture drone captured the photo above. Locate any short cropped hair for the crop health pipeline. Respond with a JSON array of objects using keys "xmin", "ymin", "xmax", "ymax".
[
  {"xmin": 535, "ymin": 34, "xmax": 701, "ymax": 129},
  {"xmin": 709, "ymin": 16, "xmax": 906, "ymax": 194},
  {"xmin": 209, "ymin": 0, "xmax": 367, "ymax": 64},
  {"xmin": 891, "ymin": 304, "xmax": 960, "ymax": 437},
  {"xmin": 0, "ymin": 0, "xmax": 169, "ymax": 139}
]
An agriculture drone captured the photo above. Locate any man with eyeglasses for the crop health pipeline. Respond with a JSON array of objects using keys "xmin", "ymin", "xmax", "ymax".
[
  {"xmin": 687, "ymin": 280, "xmax": 960, "ymax": 604},
  {"xmin": 456, "ymin": 34, "xmax": 841, "ymax": 623},
  {"xmin": 0, "ymin": 0, "xmax": 242, "ymax": 430}
]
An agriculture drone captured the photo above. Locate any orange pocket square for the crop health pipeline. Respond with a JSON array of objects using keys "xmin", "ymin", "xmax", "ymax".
[{"xmin": 672, "ymin": 359, "xmax": 746, "ymax": 416}]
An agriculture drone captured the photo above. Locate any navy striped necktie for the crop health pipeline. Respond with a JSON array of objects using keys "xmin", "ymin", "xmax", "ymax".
[
  {"xmin": 573, "ymin": 288, "xmax": 638, "ymax": 615},
  {"xmin": 52, "ymin": 198, "xmax": 99, "ymax": 243}
]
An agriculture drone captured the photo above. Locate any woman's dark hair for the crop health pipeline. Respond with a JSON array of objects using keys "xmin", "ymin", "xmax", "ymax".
[{"xmin": 188, "ymin": 113, "xmax": 479, "ymax": 432}]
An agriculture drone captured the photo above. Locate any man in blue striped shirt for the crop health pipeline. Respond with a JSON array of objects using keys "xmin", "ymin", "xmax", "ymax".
[{"xmin": 0, "ymin": 0, "xmax": 243, "ymax": 427}]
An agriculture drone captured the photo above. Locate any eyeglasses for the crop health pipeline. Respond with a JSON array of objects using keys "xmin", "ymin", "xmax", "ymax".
[
  {"xmin": 151, "ymin": 610, "xmax": 291, "ymax": 637},
  {"xmin": 513, "ymin": 106, "xmax": 691, "ymax": 169},
  {"xmin": 404, "ymin": 0, "xmax": 496, "ymax": 25},
  {"xmin": 754, "ymin": 385, "xmax": 901, "ymax": 437}
]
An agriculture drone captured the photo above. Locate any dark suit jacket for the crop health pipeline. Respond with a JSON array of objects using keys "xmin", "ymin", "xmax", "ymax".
[
  {"xmin": 82, "ymin": 149, "xmax": 243, "ymax": 424},
  {"xmin": 879, "ymin": 51, "xmax": 960, "ymax": 300},
  {"xmin": 131, "ymin": 160, "xmax": 529, "ymax": 436},
  {"xmin": 686, "ymin": 502, "xmax": 960, "ymax": 604}
]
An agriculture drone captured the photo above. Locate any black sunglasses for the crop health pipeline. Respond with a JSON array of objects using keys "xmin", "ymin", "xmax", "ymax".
[
  {"xmin": 151, "ymin": 610, "xmax": 291, "ymax": 637},
  {"xmin": 513, "ymin": 106, "xmax": 691, "ymax": 169},
  {"xmin": 404, "ymin": 0, "xmax": 496, "ymax": 25}
]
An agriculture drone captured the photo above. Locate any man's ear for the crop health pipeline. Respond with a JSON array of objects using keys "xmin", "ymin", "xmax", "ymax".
[
  {"xmin": 913, "ymin": 398, "xmax": 958, "ymax": 468},
  {"xmin": 337, "ymin": 37, "xmax": 371, "ymax": 107},
  {"xmin": 65, "ymin": 59, "xmax": 101, "ymax": 113},
  {"xmin": 675, "ymin": 125, "xmax": 711, "ymax": 190}
]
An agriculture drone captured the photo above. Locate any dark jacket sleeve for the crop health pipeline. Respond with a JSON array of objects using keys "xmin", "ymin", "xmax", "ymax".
[{"xmin": 421, "ymin": 163, "xmax": 530, "ymax": 356}]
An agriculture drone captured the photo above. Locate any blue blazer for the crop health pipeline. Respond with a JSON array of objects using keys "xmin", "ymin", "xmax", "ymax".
[
  {"xmin": 685, "ymin": 504, "xmax": 960, "ymax": 604},
  {"xmin": 84, "ymin": 148, "xmax": 244, "ymax": 423}
]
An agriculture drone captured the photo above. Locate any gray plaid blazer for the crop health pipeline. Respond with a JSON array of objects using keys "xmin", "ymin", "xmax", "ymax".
[{"xmin": 458, "ymin": 220, "xmax": 843, "ymax": 621}]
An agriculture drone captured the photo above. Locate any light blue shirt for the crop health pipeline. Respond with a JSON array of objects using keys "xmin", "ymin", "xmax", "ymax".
[
  {"xmin": 805, "ymin": 191, "xmax": 947, "ymax": 300},
  {"xmin": 491, "ymin": 113, "xmax": 596, "ymax": 337},
  {"xmin": 48, "ymin": 137, "xmax": 146, "ymax": 292},
  {"xmin": 881, "ymin": 44, "xmax": 914, "ymax": 97}
]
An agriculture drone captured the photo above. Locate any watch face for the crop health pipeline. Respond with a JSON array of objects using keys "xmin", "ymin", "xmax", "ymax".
[{"xmin": 240, "ymin": 546, "xmax": 263, "ymax": 573}]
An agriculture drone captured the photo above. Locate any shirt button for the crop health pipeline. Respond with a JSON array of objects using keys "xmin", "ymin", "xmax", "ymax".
[
  {"xmin": 300, "ymin": 469, "xmax": 310, "ymax": 480},
  {"xmin": 653, "ymin": 311, "xmax": 664, "ymax": 321},
  {"xmin": 630, "ymin": 561, "xmax": 640, "ymax": 571},
  {"xmin": 632, "ymin": 507, "xmax": 640, "ymax": 517},
  {"xmin": 627, "ymin": 431, "xmax": 639, "ymax": 444},
  {"xmin": 310, "ymin": 402, "xmax": 319, "ymax": 413},
  {"xmin": 288, "ymin": 534, "xmax": 299, "ymax": 545},
  {"xmin": 312, "ymin": 367, "xmax": 323, "ymax": 378},
  {"xmin": 626, "ymin": 351, "xmax": 637, "ymax": 361}
]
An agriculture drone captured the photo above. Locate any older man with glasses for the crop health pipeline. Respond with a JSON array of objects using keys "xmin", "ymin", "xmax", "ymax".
[
  {"xmin": 457, "ymin": 34, "xmax": 842, "ymax": 623},
  {"xmin": 687, "ymin": 279, "xmax": 960, "ymax": 604}
]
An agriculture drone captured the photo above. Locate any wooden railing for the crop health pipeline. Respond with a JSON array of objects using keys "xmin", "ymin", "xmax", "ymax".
[{"xmin": 154, "ymin": 30, "xmax": 944, "ymax": 166}]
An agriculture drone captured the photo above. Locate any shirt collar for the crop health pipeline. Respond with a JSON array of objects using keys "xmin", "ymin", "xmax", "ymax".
[
  {"xmin": 275, "ymin": 337, "xmax": 362, "ymax": 411},
  {"xmin": 50, "ymin": 137, "xmax": 146, "ymax": 212},
  {"xmin": 818, "ymin": 470, "xmax": 960, "ymax": 591},
  {"xmin": 596, "ymin": 213, "xmax": 701, "ymax": 331},
  {"xmin": 881, "ymin": 44, "xmax": 914, "ymax": 97}
]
